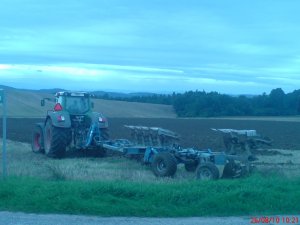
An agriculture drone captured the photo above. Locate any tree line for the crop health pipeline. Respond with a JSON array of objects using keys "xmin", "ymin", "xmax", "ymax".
[{"xmin": 95, "ymin": 88, "xmax": 300, "ymax": 117}]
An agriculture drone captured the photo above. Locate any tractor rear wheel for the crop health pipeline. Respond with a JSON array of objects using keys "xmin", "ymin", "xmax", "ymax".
[
  {"xmin": 100, "ymin": 128, "xmax": 110, "ymax": 140},
  {"xmin": 44, "ymin": 119, "xmax": 70, "ymax": 158},
  {"xmin": 32, "ymin": 124, "xmax": 44, "ymax": 153},
  {"xmin": 151, "ymin": 152, "xmax": 177, "ymax": 177},
  {"xmin": 84, "ymin": 146, "xmax": 107, "ymax": 158},
  {"xmin": 196, "ymin": 162, "xmax": 220, "ymax": 180},
  {"xmin": 92, "ymin": 147, "xmax": 107, "ymax": 157}
]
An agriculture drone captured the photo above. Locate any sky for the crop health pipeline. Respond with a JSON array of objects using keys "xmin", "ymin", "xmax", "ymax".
[{"xmin": 0, "ymin": 0, "xmax": 300, "ymax": 94}]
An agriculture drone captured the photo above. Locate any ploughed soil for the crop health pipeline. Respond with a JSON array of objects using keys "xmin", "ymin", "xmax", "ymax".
[
  {"xmin": 1, "ymin": 117, "xmax": 300, "ymax": 179},
  {"xmin": 1, "ymin": 118, "xmax": 300, "ymax": 151}
]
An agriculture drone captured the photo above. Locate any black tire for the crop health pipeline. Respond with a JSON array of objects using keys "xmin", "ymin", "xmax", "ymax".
[
  {"xmin": 223, "ymin": 136, "xmax": 238, "ymax": 155},
  {"xmin": 222, "ymin": 160, "xmax": 236, "ymax": 178},
  {"xmin": 184, "ymin": 161, "xmax": 198, "ymax": 172},
  {"xmin": 151, "ymin": 152, "xmax": 177, "ymax": 177},
  {"xmin": 196, "ymin": 162, "xmax": 220, "ymax": 180},
  {"xmin": 31, "ymin": 125, "xmax": 44, "ymax": 153},
  {"xmin": 44, "ymin": 119, "xmax": 70, "ymax": 158},
  {"xmin": 100, "ymin": 128, "xmax": 110, "ymax": 140},
  {"xmin": 87, "ymin": 147, "xmax": 107, "ymax": 158},
  {"xmin": 96, "ymin": 147, "xmax": 107, "ymax": 157}
]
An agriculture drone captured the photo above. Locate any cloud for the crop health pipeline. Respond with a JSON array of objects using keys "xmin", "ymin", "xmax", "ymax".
[
  {"xmin": 0, "ymin": 63, "xmax": 186, "ymax": 91},
  {"xmin": 1, "ymin": 1, "xmax": 300, "ymax": 94},
  {"xmin": 257, "ymin": 76, "xmax": 300, "ymax": 85},
  {"xmin": 186, "ymin": 77, "xmax": 257, "ymax": 86},
  {"xmin": 1, "ymin": 60, "xmax": 300, "ymax": 94},
  {"xmin": 0, "ymin": 62, "xmax": 283, "ymax": 94},
  {"xmin": 229, "ymin": 43, "xmax": 273, "ymax": 55},
  {"xmin": 0, "ymin": 64, "xmax": 13, "ymax": 70}
]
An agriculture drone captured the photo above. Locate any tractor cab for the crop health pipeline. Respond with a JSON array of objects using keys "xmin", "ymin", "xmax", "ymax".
[{"xmin": 55, "ymin": 92, "xmax": 91, "ymax": 115}]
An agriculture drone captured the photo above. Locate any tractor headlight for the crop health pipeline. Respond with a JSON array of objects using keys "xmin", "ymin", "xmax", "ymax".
[
  {"xmin": 57, "ymin": 115, "xmax": 65, "ymax": 122},
  {"xmin": 99, "ymin": 117, "xmax": 106, "ymax": 123}
]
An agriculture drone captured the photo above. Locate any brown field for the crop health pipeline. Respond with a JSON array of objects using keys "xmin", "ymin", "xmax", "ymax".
[
  {"xmin": 1, "ymin": 117, "xmax": 300, "ymax": 180},
  {"xmin": 1, "ymin": 117, "xmax": 300, "ymax": 150}
]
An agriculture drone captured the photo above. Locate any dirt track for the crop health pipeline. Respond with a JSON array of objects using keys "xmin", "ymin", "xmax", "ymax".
[{"xmin": 1, "ymin": 118, "xmax": 300, "ymax": 150}]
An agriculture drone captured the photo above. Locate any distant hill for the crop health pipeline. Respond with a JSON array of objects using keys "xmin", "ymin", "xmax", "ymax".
[
  {"xmin": 0, "ymin": 85, "xmax": 17, "ymax": 90},
  {"xmin": 1, "ymin": 86, "xmax": 157, "ymax": 98},
  {"xmin": 91, "ymin": 91, "xmax": 157, "ymax": 98},
  {"xmin": 0, "ymin": 87, "xmax": 176, "ymax": 118},
  {"xmin": 37, "ymin": 88, "xmax": 67, "ymax": 94}
]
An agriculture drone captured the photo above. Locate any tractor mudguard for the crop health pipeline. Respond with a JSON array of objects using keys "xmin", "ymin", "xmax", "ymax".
[
  {"xmin": 35, "ymin": 122, "xmax": 45, "ymax": 138},
  {"xmin": 36, "ymin": 122, "xmax": 44, "ymax": 131},
  {"xmin": 91, "ymin": 112, "xmax": 108, "ymax": 129},
  {"xmin": 46, "ymin": 111, "xmax": 72, "ymax": 128},
  {"xmin": 32, "ymin": 122, "xmax": 45, "ymax": 153}
]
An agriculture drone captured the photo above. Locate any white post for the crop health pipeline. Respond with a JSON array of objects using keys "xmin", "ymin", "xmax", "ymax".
[{"xmin": 1, "ymin": 90, "xmax": 7, "ymax": 178}]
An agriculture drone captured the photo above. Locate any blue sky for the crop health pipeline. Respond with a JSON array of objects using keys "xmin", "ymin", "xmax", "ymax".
[{"xmin": 0, "ymin": 0, "xmax": 300, "ymax": 94}]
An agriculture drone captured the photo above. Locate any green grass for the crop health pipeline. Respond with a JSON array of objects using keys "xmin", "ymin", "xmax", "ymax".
[{"xmin": 1, "ymin": 174, "xmax": 300, "ymax": 217}]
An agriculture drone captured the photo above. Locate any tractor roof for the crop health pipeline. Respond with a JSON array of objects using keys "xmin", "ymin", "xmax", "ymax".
[{"xmin": 55, "ymin": 91, "xmax": 91, "ymax": 97}]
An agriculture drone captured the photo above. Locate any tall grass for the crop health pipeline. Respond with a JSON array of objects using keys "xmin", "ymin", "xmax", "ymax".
[
  {"xmin": 0, "ymin": 174, "xmax": 300, "ymax": 217},
  {"xmin": 2, "ymin": 139, "xmax": 300, "ymax": 216},
  {"xmin": 2, "ymin": 140, "xmax": 196, "ymax": 182}
]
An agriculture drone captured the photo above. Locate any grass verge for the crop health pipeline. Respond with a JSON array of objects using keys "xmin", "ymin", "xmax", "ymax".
[{"xmin": 0, "ymin": 174, "xmax": 300, "ymax": 217}]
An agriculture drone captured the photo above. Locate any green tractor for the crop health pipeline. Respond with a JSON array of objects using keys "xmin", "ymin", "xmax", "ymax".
[{"xmin": 32, "ymin": 91, "xmax": 109, "ymax": 158}]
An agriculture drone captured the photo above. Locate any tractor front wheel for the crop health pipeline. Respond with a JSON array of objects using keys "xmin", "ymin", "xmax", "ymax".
[
  {"xmin": 196, "ymin": 162, "xmax": 220, "ymax": 180},
  {"xmin": 44, "ymin": 119, "xmax": 70, "ymax": 158},
  {"xmin": 151, "ymin": 152, "xmax": 177, "ymax": 177}
]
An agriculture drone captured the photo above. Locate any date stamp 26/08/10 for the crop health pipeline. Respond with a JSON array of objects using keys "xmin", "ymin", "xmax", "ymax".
[{"xmin": 251, "ymin": 216, "xmax": 299, "ymax": 224}]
